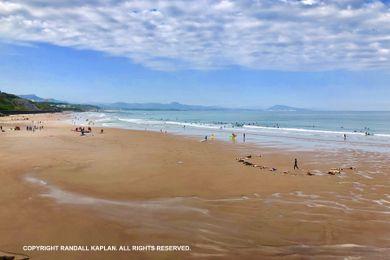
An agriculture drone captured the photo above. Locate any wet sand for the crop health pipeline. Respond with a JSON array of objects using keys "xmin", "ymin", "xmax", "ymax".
[{"xmin": 0, "ymin": 113, "xmax": 389, "ymax": 259}]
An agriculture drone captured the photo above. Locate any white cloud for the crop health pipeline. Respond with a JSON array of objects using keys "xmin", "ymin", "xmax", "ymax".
[
  {"xmin": 0, "ymin": 0, "xmax": 389, "ymax": 71},
  {"xmin": 300, "ymin": 0, "xmax": 317, "ymax": 6}
]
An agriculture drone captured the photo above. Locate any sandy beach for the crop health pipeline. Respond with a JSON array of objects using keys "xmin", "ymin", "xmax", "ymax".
[{"xmin": 0, "ymin": 113, "xmax": 389, "ymax": 259}]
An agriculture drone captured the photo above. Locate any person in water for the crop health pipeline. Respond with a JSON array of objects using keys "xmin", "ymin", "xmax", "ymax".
[
  {"xmin": 294, "ymin": 158, "xmax": 299, "ymax": 170},
  {"xmin": 344, "ymin": 134, "xmax": 347, "ymax": 141}
]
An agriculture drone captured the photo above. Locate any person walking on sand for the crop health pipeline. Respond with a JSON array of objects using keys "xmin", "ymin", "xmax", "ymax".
[{"xmin": 294, "ymin": 158, "xmax": 299, "ymax": 170}]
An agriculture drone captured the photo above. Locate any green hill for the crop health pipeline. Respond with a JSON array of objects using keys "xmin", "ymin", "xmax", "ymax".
[
  {"xmin": 0, "ymin": 91, "xmax": 99, "ymax": 115},
  {"xmin": 0, "ymin": 91, "xmax": 42, "ymax": 111}
]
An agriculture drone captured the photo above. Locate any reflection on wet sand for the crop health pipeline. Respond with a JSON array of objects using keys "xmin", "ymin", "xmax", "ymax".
[{"xmin": 25, "ymin": 171, "xmax": 390, "ymax": 259}]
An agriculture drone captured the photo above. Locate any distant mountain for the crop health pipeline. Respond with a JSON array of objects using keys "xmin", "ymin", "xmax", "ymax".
[
  {"xmin": 99, "ymin": 101, "xmax": 222, "ymax": 111},
  {"xmin": 266, "ymin": 105, "xmax": 308, "ymax": 111},
  {"xmin": 19, "ymin": 94, "xmax": 65, "ymax": 104}
]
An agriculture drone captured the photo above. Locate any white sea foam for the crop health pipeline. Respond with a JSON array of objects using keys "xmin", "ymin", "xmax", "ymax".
[
  {"xmin": 375, "ymin": 133, "xmax": 390, "ymax": 138},
  {"xmin": 25, "ymin": 176, "xmax": 47, "ymax": 186},
  {"xmin": 118, "ymin": 118, "xmax": 163, "ymax": 125},
  {"xmin": 244, "ymin": 124, "xmax": 363, "ymax": 135},
  {"xmin": 24, "ymin": 175, "xmax": 209, "ymax": 215},
  {"xmin": 165, "ymin": 121, "xmax": 221, "ymax": 129},
  {"xmin": 290, "ymin": 191, "xmax": 320, "ymax": 199},
  {"xmin": 356, "ymin": 171, "xmax": 374, "ymax": 179}
]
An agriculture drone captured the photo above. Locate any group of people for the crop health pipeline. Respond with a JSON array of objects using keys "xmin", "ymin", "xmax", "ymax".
[
  {"xmin": 0, "ymin": 124, "xmax": 44, "ymax": 132},
  {"xmin": 26, "ymin": 125, "xmax": 44, "ymax": 131},
  {"xmin": 0, "ymin": 118, "xmax": 45, "ymax": 133},
  {"xmin": 74, "ymin": 126, "xmax": 92, "ymax": 136},
  {"xmin": 26, "ymin": 120, "xmax": 44, "ymax": 132},
  {"xmin": 74, "ymin": 126, "xmax": 104, "ymax": 136}
]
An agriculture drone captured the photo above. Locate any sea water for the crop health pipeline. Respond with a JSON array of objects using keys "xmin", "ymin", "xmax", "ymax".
[{"xmin": 74, "ymin": 110, "xmax": 390, "ymax": 153}]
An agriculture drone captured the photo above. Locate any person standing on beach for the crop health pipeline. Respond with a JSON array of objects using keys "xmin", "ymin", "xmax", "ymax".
[
  {"xmin": 344, "ymin": 134, "xmax": 347, "ymax": 141},
  {"xmin": 243, "ymin": 133, "xmax": 246, "ymax": 142},
  {"xmin": 294, "ymin": 158, "xmax": 299, "ymax": 170}
]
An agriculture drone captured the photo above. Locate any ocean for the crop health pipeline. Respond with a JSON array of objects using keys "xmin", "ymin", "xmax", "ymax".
[{"xmin": 74, "ymin": 110, "xmax": 390, "ymax": 153}]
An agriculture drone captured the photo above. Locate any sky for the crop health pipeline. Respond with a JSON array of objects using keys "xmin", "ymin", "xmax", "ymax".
[{"xmin": 0, "ymin": 0, "xmax": 389, "ymax": 110}]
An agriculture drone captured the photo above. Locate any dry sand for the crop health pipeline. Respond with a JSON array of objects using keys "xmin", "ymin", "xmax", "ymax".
[{"xmin": 0, "ymin": 113, "xmax": 389, "ymax": 259}]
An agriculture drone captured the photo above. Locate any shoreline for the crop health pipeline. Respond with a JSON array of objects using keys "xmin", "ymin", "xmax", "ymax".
[
  {"xmin": 1, "ymin": 112, "xmax": 389, "ymax": 259},
  {"xmin": 73, "ymin": 111, "xmax": 390, "ymax": 156}
]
